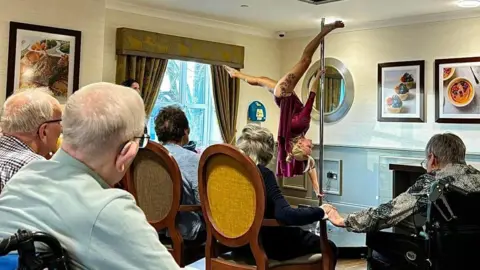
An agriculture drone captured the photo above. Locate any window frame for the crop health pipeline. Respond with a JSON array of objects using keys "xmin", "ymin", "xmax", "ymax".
[{"xmin": 149, "ymin": 59, "xmax": 219, "ymax": 147}]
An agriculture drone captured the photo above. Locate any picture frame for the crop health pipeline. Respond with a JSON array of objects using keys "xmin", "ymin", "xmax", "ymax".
[
  {"xmin": 434, "ymin": 56, "xmax": 480, "ymax": 123},
  {"xmin": 377, "ymin": 60, "xmax": 425, "ymax": 122},
  {"xmin": 6, "ymin": 22, "xmax": 82, "ymax": 103}
]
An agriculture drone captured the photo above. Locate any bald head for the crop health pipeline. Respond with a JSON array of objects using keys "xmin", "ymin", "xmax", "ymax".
[
  {"xmin": 62, "ymin": 82, "xmax": 145, "ymax": 156},
  {"xmin": 0, "ymin": 88, "xmax": 60, "ymax": 134}
]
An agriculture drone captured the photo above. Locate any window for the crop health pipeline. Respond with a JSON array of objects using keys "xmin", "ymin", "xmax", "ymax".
[{"xmin": 148, "ymin": 59, "xmax": 222, "ymax": 148}]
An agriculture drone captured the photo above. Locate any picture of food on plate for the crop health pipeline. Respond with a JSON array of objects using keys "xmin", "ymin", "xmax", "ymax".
[
  {"xmin": 378, "ymin": 61, "xmax": 424, "ymax": 122},
  {"xmin": 443, "ymin": 67, "xmax": 455, "ymax": 81},
  {"xmin": 394, "ymin": 83, "xmax": 409, "ymax": 101},
  {"xmin": 18, "ymin": 38, "xmax": 71, "ymax": 100},
  {"xmin": 447, "ymin": 77, "xmax": 474, "ymax": 107},
  {"xmin": 400, "ymin": 72, "xmax": 416, "ymax": 89},
  {"xmin": 7, "ymin": 23, "xmax": 81, "ymax": 103},
  {"xmin": 386, "ymin": 95, "xmax": 403, "ymax": 113},
  {"xmin": 438, "ymin": 63, "xmax": 480, "ymax": 120}
]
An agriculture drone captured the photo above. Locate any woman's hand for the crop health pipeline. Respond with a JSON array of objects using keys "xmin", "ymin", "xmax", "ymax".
[
  {"xmin": 327, "ymin": 209, "xmax": 346, "ymax": 227},
  {"xmin": 320, "ymin": 203, "xmax": 336, "ymax": 214}
]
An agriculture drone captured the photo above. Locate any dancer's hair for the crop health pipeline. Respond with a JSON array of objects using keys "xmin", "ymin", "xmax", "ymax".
[{"xmin": 287, "ymin": 136, "xmax": 315, "ymax": 173}]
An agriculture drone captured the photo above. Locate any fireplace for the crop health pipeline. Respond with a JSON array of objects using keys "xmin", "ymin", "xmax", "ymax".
[{"xmin": 389, "ymin": 164, "xmax": 426, "ymax": 233}]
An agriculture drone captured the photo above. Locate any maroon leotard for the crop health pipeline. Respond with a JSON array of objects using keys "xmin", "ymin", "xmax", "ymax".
[{"xmin": 275, "ymin": 91, "xmax": 316, "ymax": 177}]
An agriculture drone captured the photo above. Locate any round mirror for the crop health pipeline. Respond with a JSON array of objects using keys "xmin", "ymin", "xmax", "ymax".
[{"xmin": 302, "ymin": 58, "xmax": 355, "ymax": 123}]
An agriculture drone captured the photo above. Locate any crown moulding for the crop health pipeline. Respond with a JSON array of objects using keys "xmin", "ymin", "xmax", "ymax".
[{"xmin": 106, "ymin": 0, "xmax": 480, "ymax": 40}]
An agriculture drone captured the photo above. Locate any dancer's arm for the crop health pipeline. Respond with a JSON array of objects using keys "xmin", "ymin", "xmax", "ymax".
[
  {"xmin": 310, "ymin": 68, "xmax": 323, "ymax": 94},
  {"xmin": 223, "ymin": 65, "xmax": 277, "ymax": 94},
  {"xmin": 307, "ymin": 159, "xmax": 321, "ymax": 198},
  {"xmin": 274, "ymin": 21, "xmax": 344, "ymax": 98}
]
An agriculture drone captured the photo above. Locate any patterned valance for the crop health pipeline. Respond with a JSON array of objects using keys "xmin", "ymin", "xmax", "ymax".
[{"xmin": 116, "ymin": 28, "xmax": 245, "ymax": 69}]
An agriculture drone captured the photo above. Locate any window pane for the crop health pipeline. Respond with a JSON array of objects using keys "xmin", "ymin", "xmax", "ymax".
[
  {"xmin": 148, "ymin": 58, "xmax": 222, "ymax": 147},
  {"xmin": 186, "ymin": 61, "xmax": 208, "ymax": 105},
  {"xmin": 157, "ymin": 60, "xmax": 181, "ymax": 103},
  {"xmin": 185, "ymin": 108, "xmax": 205, "ymax": 146}
]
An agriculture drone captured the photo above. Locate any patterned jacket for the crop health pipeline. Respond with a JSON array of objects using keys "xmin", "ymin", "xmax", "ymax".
[{"xmin": 345, "ymin": 163, "xmax": 480, "ymax": 233}]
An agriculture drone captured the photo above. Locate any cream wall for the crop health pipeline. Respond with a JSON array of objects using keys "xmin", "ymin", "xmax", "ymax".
[
  {"xmin": 0, "ymin": 0, "xmax": 106, "ymax": 105},
  {"xmin": 103, "ymin": 9, "xmax": 281, "ymax": 135},
  {"xmin": 281, "ymin": 17, "xmax": 480, "ymax": 152}
]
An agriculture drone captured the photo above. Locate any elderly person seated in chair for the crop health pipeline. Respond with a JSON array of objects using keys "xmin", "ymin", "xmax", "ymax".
[
  {"xmin": 154, "ymin": 105, "xmax": 205, "ymax": 243},
  {"xmin": 234, "ymin": 123, "xmax": 338, "ymax": 264},
  {"xmin": 326, "ymin": 133, "xmax": 480, "ymax": 264},
  {"xmin": 0, "ymin": 88, "xmax": 62, "ymax": 193},
  {"xmin": 0, "ymin": 83, "xmax": 181, "ymax": 269}
]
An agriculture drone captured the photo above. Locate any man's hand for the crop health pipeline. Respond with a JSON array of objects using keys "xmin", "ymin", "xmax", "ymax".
[{"xmin": 327, "ymin": 209, "xmax": 346, "ymax": 227}]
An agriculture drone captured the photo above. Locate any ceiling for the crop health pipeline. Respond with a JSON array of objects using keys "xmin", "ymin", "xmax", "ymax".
[{"xmin": 111, "ymin": 0, "xmax": 480, "ymax": 34}]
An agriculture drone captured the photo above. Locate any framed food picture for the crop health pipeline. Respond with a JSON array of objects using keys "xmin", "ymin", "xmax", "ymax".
[
  {"xmin": 435, "ymin": 57, "xmax": 480, "ymax": 123},
  {"xmin": 377, "ymin": 60, "xmax": 425, "ymax": 122},
  {"xmin": 6, "ymin": 22, "xmax": 82, "ymax": 103}
]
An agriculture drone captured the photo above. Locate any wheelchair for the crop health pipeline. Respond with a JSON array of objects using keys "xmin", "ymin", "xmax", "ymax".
[
  {"xmin": 366, "ymin": 179, "xmax": 480, "ymax": 270},
  {"xmin": 0, "ymin": 229, "xmax": 70, "ymax": 270}
]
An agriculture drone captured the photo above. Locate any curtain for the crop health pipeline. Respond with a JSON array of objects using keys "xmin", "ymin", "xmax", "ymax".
[
  {"xmin": 210, "ymin": 65, "xmax": 240, "ymax": 145},
  {"xmin": 117, "ymin": 55, "xmax": 168, "ymax": 116},
  {"xmin": 324, "ymin": 77, "xmax": 342, "ymax": 113}
]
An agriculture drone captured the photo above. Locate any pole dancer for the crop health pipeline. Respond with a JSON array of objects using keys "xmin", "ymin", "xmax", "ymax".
[{"xmin": 224, "ymin": 20, "xmax": 344, "ymax": 198}]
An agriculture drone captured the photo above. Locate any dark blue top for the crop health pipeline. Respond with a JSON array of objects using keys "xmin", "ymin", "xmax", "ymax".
[{"xmin": 258, "ymin": 164, "xmax": 325, "ymax": 225}]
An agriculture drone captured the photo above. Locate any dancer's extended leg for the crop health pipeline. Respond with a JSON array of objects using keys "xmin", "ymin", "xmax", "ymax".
[
  {"xmin": 223, "ymin": 65, "xmax": 277, "ymax": 93},
  {"xmin": 274, "ymin": 21, "xmax": 344, "ymax": 98}
]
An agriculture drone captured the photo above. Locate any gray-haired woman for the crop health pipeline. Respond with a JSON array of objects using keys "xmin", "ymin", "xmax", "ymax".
[{"xmin": 235, "ymin": 123, "xmax": 338, "ymax": 263}]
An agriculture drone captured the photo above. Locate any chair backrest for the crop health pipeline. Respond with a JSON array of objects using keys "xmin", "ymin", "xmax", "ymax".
[
  {"xmin": 198, "ymin": 144, "xmax": 265, "ymax": 248},
  {"xmin": 428, "ymin": 190, "xmax": 480, "ymax": 270},
  {"xmin": 124, "ymin": 141, "xmax": 182, "ymax": 231}
]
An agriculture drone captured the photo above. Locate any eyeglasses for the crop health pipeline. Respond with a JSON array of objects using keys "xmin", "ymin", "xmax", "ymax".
[
  {"xmin": 36, "ymin": 119, "xmax": 62, "ymax": 135},
  {"xmin": 421, "ymin": 154, "xmax": 436, "ymax": 170},
  {"xmin": 420, "ymin": 159, "xmax": 427, "ymax": 169},
  {"xmin": 135, "ymin": 134, "xmax": 150, "ymax": 149},
  {"xmin": 44, "ymin": 119, "xmax": 62, "ymax": 124}
]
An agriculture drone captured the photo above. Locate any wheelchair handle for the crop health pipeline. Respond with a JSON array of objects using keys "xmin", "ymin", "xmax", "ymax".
[{"xmin": 0, "ymin": 229, "xmax": 64, "ymax": 258}]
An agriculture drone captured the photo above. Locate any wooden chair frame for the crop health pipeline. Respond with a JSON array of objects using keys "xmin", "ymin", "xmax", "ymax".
[
  {"xmin": 123, "ymin": 141, "xmax": 202, "ymax": 267},
  {"xmin": 198, "ymin": 144, "xmax": 334, "ymax": 270}
]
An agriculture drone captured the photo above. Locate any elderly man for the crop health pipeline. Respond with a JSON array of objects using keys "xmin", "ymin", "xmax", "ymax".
[
  {"xmin": 0, "ymin": 83, "xmax": 180, "ymax": 269},
  {"xmin": 0, "ymin": 88, "xmax": 62, "ymax": 192},
  {"xmin": 327, "ymin": 133, "xmax": 480, "ymax": 231}
]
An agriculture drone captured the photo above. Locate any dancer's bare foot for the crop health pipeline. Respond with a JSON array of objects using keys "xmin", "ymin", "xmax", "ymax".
[{"xmin": 223, "ymin": 65, "xmax": 239, "ymax": 78}]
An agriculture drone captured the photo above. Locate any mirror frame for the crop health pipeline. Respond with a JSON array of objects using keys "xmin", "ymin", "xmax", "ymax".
[{"xmin": 301, "ymin": 57, "xmax": 355, "ymax": 123}]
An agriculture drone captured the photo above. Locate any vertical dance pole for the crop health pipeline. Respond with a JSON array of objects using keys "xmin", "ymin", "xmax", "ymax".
[{"xmin": 318, "ymin": 18, "xmax": 325, "ymax": 206}]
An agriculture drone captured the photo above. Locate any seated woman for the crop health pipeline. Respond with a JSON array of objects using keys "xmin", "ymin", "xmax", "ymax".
[
  {"xmin": 154, "ymin": 106, "xmax": 205, "ymax": 243},
  {"xmin": 235, "ymin": 123, "xmax": 338, "ymax": 263}
]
